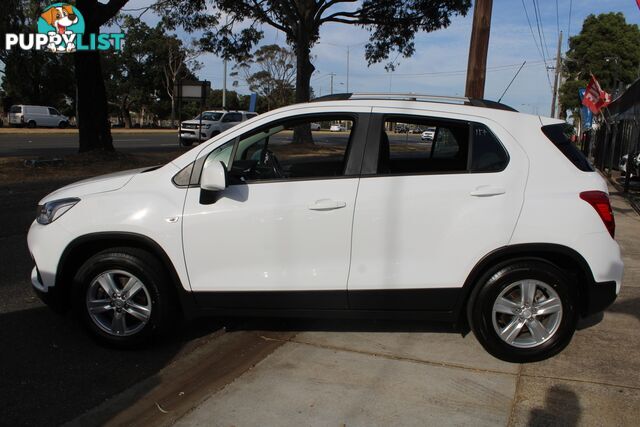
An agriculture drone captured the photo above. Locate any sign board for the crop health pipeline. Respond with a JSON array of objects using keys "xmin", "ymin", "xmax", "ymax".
[
  {"xmin": 249, "ymin": 93, "xmax": 257, "ymax": 112},
  {"xmin": 176, "ymin": 80, "xmax": 210, "ymax": 101}
]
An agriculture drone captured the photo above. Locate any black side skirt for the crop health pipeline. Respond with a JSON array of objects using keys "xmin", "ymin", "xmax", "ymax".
[{"xmin": 193, "ymin": 288, "xmax": 461, "ymax": 321}]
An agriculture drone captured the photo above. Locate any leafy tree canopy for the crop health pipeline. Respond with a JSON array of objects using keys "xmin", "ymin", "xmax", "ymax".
[
  {"xmin": 560, "ymin": 12, "xmax": 640, "ymax": 114},
  {"xmin": 157, "ymin": 0, "xmax": 471, "ymax": 104}
]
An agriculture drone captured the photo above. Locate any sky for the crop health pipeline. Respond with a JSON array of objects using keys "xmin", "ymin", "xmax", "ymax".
[{"xmin": 62, "ymin": 1, "xmax": 640, "ymax": 115}]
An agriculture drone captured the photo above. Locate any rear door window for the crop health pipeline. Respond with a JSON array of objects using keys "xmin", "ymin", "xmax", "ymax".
[{"xmin": 541, "ymin": 123, "xmax": 593, "ymax": 172}]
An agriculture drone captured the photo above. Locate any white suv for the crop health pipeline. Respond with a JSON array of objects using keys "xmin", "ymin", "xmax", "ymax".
[
  {"xmin": 27, "ymin": 94, "xmax": 623, "ymax": 362},
  {"xmin": 179, "ymin": 110, "xmax": 258, "ymax": 146}
]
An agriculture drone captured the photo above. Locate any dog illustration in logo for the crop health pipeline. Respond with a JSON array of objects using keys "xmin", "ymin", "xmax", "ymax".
[{"xmin": 40, "ymin": 4, "xmax": 78, "ymax": 52}]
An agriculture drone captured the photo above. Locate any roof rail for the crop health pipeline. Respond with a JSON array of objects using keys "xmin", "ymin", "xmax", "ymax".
[{"xmin": 310, "ymin": 92, "xmax": 518, "ymax": 112}]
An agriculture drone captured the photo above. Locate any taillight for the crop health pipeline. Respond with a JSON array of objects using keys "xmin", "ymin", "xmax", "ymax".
[{"xmin": 580, "ymin": 191, "xmax": 615, "ymax": 238}]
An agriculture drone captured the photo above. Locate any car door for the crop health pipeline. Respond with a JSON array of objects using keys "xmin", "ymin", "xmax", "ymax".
[
  {"xmin": 347, "ymin": 110, "xmax": 527, "ymax": 311},
  {"xmin": 220, "ymin": 112, "xmax": 241, "ymax": 132},
  {"xmin": 181, "ymin": 110, "xmax": 370, "ymax": 310},
  {"xmin": 48, "ymin": 108, "xmax": 60, "ymax": 126}
]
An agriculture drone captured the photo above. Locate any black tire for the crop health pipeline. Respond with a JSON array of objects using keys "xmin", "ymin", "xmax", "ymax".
[
  {"xmin": 73, "ymin": 247, "xmax": 177, "ymax": 348},
  {"xmin": 58, "ymin": 121, "xmax": 69, "ymax": 129},
  {"xmin": 180, "ymin": 138, "xmax": 193, "ymax": 147},
  {"xmin": 467, "ymin": 259, "xmax": 578, "ymax": 363},
  {"xmin": 27, "ymin": 120, "xmax": 36, "ymax": 128}
]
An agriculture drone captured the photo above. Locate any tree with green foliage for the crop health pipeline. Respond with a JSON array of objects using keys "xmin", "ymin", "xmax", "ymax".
[
  {"xmin": 233, "ymin": 45, "xmax": 296, "ymax": 111},
  {"xmin": 1, "ymin": 1, "xmax": 75, "ymax": 114},
  {"xmin": 158, "ymin": 0, "xmax": 471, "ymax": 107},
  {"xmin": 102, "ymin": 16, "xmax": 200, "ymax": 128},
  {"xmin": 560, "ymin": 12, "xmax": 640, "ymax": 117}
]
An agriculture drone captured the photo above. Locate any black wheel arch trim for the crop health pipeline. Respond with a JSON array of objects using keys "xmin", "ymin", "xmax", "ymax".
[
  {"xmin": 55, "ymin": 231, "xmax": 197, "ymax": 318},
  {"xmin": 456, "ymin": 243, "xmax": 611, "ymax": 322}
]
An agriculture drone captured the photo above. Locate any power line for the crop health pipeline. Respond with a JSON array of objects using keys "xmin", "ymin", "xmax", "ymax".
[
  {"xmin": 530, "ymin": 0, "xmax": 554, "ymax": 92},
  {"xmin": 532, "ymin": 0, "xmax": 551, "ymax": 60},
  {"xmin": 521, "ymin": 0, "xmax": 545, "ymax": 64},
  {"xmin": 555, "ymin": 0, "xmax": 560, "ymax": 38}
]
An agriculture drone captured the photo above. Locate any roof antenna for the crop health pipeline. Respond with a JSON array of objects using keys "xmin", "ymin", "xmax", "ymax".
[{"xmin": 498, "ymin": 61, "xmax": 526, "ymax": 103}]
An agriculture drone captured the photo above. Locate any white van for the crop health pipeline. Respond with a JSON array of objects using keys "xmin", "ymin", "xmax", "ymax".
[{"xmin": 8, "ymin": 105, "xmax": 70, "ymax": 128}]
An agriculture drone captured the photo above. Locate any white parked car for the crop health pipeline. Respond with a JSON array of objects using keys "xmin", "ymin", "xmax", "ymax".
[
  {"xmin": 27, "ymin": 93, "xmax": 623, "ymax": 362},
  {"xmin": 310, "ymin": 122, "xmax": 321, "ymax": 131},
  {"xmin": 180, "ymin": 110, "xmax": 258, "ymax": 147},
  {"xmin": 421, "ymin": 127, "xmax": 436, "ymax": 141},
  {"xmin": 8, "ymin": 105, "xmax": 70, "ymax": 128},
  {"xmin": 330, "ymin": 124, "xmax": 346, "ymax": 132}
]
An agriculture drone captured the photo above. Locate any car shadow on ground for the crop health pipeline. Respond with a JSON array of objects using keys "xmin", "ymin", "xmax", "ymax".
[
  {"xmin": 0, "ymin": 306, "xmax": 223, "ymax": 426},
  {"xmin": 219, "ymin": 315, "xmax": 459, "ymax": 334}
]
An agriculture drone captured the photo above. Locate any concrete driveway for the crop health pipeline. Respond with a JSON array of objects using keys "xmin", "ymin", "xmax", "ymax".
[{"xmin": 77, "ymin": 186, "xmax": 640, "ymax": 427}]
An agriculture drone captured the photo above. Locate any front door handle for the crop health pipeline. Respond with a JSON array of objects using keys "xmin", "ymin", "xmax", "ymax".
[
  {"xmin": 470, "ymin": 185, "xmax": 506, "ymax": 197},
  {"xmin": 308, "ymin": 199, "xmax": 347, "ymax": 211}
]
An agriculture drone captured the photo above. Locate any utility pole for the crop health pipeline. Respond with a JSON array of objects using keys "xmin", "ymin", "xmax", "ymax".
[
  {"xmin": 329, "ymin": 73, "xmax": 336, "ymax": 95},
  {"xmin": 465, "ymin": 0, "xmax": 493, "ymax": 99},
  {"xmin": 550, "ymin": 31, "xmax": 563, "ymax": 118}
]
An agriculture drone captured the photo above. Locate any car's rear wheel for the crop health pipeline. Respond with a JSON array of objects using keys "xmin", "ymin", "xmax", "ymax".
[
  {"xmin": 468, "ymin": 260, "xmax": 577, "ymax": 363},
  {"xmin": 73, "ymin": 247, "xmax": 176, "ymax": 347}
]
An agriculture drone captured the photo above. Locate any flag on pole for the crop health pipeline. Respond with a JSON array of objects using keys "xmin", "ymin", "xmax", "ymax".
[{"xmin": 582, "ymin": 74, "xmax": 611, "ymax": 114}]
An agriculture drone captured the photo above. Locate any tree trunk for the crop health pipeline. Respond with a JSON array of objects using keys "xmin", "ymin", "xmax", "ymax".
[
  {"xmin": 293, "ymin": 35, "xmax": 315, "ymax": 145},
  {"xmin": 123, "ymin": 107, "xmax": 132, "ymax": 129},
  {"xmin": 75, "ymin": 50, "xmax": 114, "ymax": 152},
  {"xmin": 170, "ymin": 94, "xmax": 176, "ymax": 128},
  {"xmin": 75, "ymin": 0, "xmax": 115, "ymax": 153}
]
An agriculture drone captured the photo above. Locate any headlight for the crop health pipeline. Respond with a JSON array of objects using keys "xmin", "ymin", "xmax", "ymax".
[{"xmin": 37, "ymin": 198, "xmax": 80, "ymax": 225}]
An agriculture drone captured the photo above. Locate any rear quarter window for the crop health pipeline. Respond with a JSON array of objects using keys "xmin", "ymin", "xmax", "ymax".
[{"xmin": 541, "ymin": 124, "xmax": 593, "ymax": 172}]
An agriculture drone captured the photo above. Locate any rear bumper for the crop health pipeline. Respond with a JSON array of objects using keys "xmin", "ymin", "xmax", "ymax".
[{"xmin": 584, "ymin": 280, "xmax": 617, "ymax": 316}]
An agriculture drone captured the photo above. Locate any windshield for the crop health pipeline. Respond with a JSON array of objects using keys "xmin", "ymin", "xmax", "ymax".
[{"xmin": 194, "ymin": 112, "xmax": 223, "ymax": 121}]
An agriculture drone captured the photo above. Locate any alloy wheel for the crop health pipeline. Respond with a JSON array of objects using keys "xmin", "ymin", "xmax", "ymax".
[
  {"xmin": 491, "ymin": 280, "xmax": 563, "ymax": 348},
  {"xmin": 86, "ymin": 270, "xmax": 152, "ymax": 337}
]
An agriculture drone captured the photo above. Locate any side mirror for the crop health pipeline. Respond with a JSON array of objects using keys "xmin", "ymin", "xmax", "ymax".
[{"xmin": 200, "ymin": 160, "xmax": 227, "ymax": 191}]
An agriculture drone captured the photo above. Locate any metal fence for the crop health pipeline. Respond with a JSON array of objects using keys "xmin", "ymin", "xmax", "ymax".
[{"xmin": 591, "ymin": 78, "xmax": 640, "ymax": 209}]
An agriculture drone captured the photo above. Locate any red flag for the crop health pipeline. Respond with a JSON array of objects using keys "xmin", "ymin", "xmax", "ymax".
[{"xmin": 582, "ymin": 75, "xmax": 611, "ymax": 114}]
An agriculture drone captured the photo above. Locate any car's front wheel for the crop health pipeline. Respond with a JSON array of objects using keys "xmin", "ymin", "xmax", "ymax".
[
  {"xmin": 73, "ymin": 247, "xmax": 176, "ymax": 347},
  {"xmin": 468, "ymin": 260, "xmax": 577, "ymax": 363}
]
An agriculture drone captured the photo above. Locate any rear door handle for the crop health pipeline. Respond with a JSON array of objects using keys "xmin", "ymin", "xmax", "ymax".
[
  {"xmin": 308, "ymin": 199, "xmax": 347, "ymax": 211},
  {"xmin": 470, "ymin": 185, "xmax": 506, "ymax": 197}
]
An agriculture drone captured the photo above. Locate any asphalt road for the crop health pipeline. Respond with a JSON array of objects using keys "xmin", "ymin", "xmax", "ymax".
[
  {"xmin": 0, "ymin": 178, "xmax": 224, "ymax": 426},
  {"xmin": 0, "ymin": 131, "xmax": 430, "ymax": 157},
  {"xmin": 0, "ymin": 132, "xmax": 181, "ymax": 157}
]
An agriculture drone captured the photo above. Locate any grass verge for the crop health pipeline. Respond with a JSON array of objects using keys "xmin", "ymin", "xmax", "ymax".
[{"xmin": 0, "ymin": 151, "xmax": 183, "ymax": 186}]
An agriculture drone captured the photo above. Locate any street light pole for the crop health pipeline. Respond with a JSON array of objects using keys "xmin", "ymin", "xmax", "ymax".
[
  {"xmin": 346, "ymin": 46, "xmax": 350, "ymax": 93},
  {"xmin": 223, "ymin": 58, "xmax": 227, "ymax": 109},
  {"xmin": 330, "ymin": 72, "xmax": 336, "ymax": 95}
]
